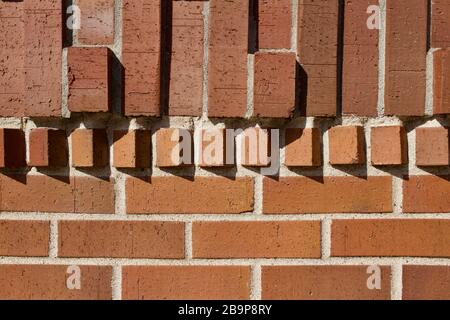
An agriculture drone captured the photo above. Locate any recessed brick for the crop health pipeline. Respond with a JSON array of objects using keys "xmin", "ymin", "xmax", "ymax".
[
  {"xmin": 416, "ymin": 127, "xmax": 449, "ymax": 166},
  {"xmin": 29, "ymin": 128, "xmax": 68, "ymax": 168},
  {"xmin": 71, "ymin": 129, "xmax": 109, "ymax": 168},
  {"xmin": 0, "ymin": 129, "xmax": 26, "ymax": 168},
  {"xmin": 328, "ymin": 126, "xmax": 366, "ymax": 165},
  {"xmin": 285, "ymin": 128, "xmax": 322, "ymax": 167},
  {"xmin": 240, "ymin": 127, "xmax": 270, "ymax": 167},
  {"xmin": 403, "ymin": 266, "xmax": 450, "ymax": 300},
  {"xmin": 371, "ymin": 126, "xmax": 407, "ymax": 166},
  {"xmin": 431, "ymin": 0, "xmax": 450, "ymax": 48},
  {"xmin": 258, "ymin": 0, "xmax": 291, "ymax": 49},
  {"xmin": 77, "ymin": 0, "xmax": 115, "ymax": 45},
  {"xmin": 0, "ymin": 221, "xmax": 49, "ymax": 257},
  {"xmin": 433, "ymin": 48, "xmax": 450, "ymax": 114},
  {"xmin": 403, "ymin": 175, "xmax": 450, "ymax": 213},
  {"xmin": 156, "ymin": 128, "xmax": 193, "ymax": 167},
  {"xmin": 113, "ymin": 130, "xmax": 151, "ymax": 168}
]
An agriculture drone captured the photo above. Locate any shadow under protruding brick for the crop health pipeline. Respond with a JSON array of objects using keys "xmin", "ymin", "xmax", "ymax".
[{"xmin": 160, "ymin": 0, "xmax": 173, "ymax": 116}]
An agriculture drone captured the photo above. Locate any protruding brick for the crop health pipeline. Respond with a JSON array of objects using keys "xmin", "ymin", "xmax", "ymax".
[
  {"xmin": 122, "ymin": 0, "xmax": 161, "ymax": 116},
  {"xmin": 0, "ymin": 129, "xmax": 26, "ymax": 168},
  {"xmin": 371, "ymin": 126, "xmax": 407, "ymax": 166},
  {"xmin": 240, "ymin": 127, "xmax": 270, "ymax": 167},
  {"xmin": 416, "ymin": 127, "xmax": 449, "ymax": 166},
  {"xmin": 385, "ymin": 0, "xmax": 427, "ymax": 116},
  {"xmin": 403, "ymin": 266, "xmax": 450, "ymax": 300},
  {"xmin": 68, "ymin": 47, "xmax": 111, "ymax": 113},
  {"xmin": 113, "ymin": 130, "xmax": 151, "ymax": 168},
  {"xmin": 0, "ymin": 221, "xmax": 49, "ymax": 257},
  {"xmin": 59, "ymin": 221, "xmax": 184, "ymax": 259},
  {"xmin": 328, "ymin": 126, "xmax": 366, "ymax": 165},
  {"xmin": 122, "ymin": 266, "xmax": 251, "ymax": 300},
  {"xmin": 169, "ymin": 1, "xmax": 204, "ymax": 116},
  {"xmin": 253, "ymin": 52, "xmax": 296, "ymax": 118},
  {"xmin": 29, "ymin": 128, "xmax": 68, "ymax": 168},
  {"xmin": 156, "ymin": 128, "xmax": 193, "ymax": 167},
  {"xmin": 258, "ymin": 0, "xmax": 291, "ymax": 49},
  {"xmin": 263, "ymin": 176, "xmax": 392, "ymax": 214},
  {"xmin": 198, "ymin": 128, "xmax": 230, "ymax": 167},
  {"xmin": 285, "ymin": 128, "xmax": 322, "ymax": 167},
  {"xmin": 193, "ymin": 221, "xmax": 321, "ymax": 258},
  {"xmin": 0, "ymin": 265, "xmax": 112, "ymax": 300},
  {"xmin": 433, "ymin": 49, "xmax": 450, "ymax": 114},
  {"xmin": 77, "ymin": 0, "xmax": 115, "ymax": 45},
  {"xmin": 431, "ymin": 0, "xmax": 450, "ymax": 48},
  {"xmin": 71, "ymin": 129, "xmax": 109, "ymax": 168},
  {"xmin": 126, "ymin": 176, "xmax": 254, "ymax": 214},
  {"xmin": 208, "ymin": 0, "xmax": 248, "ymax": 117},
  {"xmin": 262, "ymin": 266, "xmax": 391, "ymax": 300},
  {"xmin": 403, "ymin": 175, "xmax": 450, "ymax": 213},
  {"xmin": 332, "ymin": 219, "xmax": 450, "ymax": 257}
]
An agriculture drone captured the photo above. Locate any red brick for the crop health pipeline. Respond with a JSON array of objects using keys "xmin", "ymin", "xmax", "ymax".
[
  {"xmin": 193, "ymin": 221, "xmax": 321, "ymax": 258},
  {"xmin": 169, "ymin": 1, "xmax": 204, "ymax": 116},
  {"xmin": 263, "ymin": 176, "xmax": 392, "ymax": 214},
  {"xmin": 431, "ymin": 0, "xmax": 450, "ymax": 48},
  {"xmin": 415, "ymin": 127, "xmax": 449, "ymax": 166},
  {"xmin": 59, "ymin": 221, "xmax": 184, "ymax": 259},
  {"xmin": 285, "ymin": 128, "xmax": 322, "ymax": 167},
  {"xmin": 0, "ymin": 221, "xmax": 49, "ymax": 257},
  {"xmin": 208, "ymin": 0, "xmax": 248, "ymax": 117},
  {"xmin": 403, "ymin": 266, "xmax": 450, "ymax": 300},
  {"xmin": 328, "ymin": 126, "xmax": 366, "ymax": 165},
  {"xmin": 253, "ymin": 53, "xmax": 296, "ymax": 118},
  {"xmin": 122, "ymin": 0, "xmax": 161, "ymax": 116},
  {"xmin": 71, "ymin": 129, "xmax": 109, "ymax": 168},
  {"xmin": 156, "ymin": 128, "xmax": 193, "ymax": 167},
  {"xmin": 262, "ymin": 266, "xmax": 391, "ymax": 300},
  {"xmin": 0, "ymin": 265, "xmax": 112, "ymax": 300},
  {"xmin": 433, "ymin": 49, "xmax": 450, "ymax": 114},
  {"xmin": 371, "ymin": 126, "xmax": 407, "ymax": 166},
  {"xmin": 240, "ymin": 127, "xmax": 270, "ymax": 167},
  {"xmin": 77, "ymin": 0, "xmax": 115, "ymax": 45},
  {"xmin": 332, "ymin": 219, "xmax": 450, "ymax": 257},
  {"xmin": 0, "ymin": 129, "xmax": 26, "ymax": 168},
  {"xmin": 298, "ymin": 0, "xmax": 339, "ymax": 117},
  {"xmin": 0, "ymin": 175, "xmax": 114, "ymax": 214},
  {"xmin": 68, "ymin": 47, "xmax": 111, "ymax": 113},
  {"xmin": 29, "ymin": 128, "xmax": 68, "ymax": 168},
  {"xmin": 198, "ymin": 128, "xmax": 229, "ymax": 167},
  {"xmin": 403, "ymin": 175, "xmax": 450, "ymax": 213},
  {"xmin": 342, "ymin": 0, "xmax": 379, "ymax": 116},
  {"xmin": 126, "ymin": 176, "xmax": 254, "ymax": 214},
  {"xmin": 258, "ymin": 0, "xmax": 291, "ymax": 49},
  {"xmin": 122, "ymin": 266, "xmax": 251, "ymax": 300},
  {"xmin": 113, "ymin": 130, "xmax": 151, "ymax": 168},
  {"xmin": 385, "ymin": 0, "xmax": 427, "ymax": 116}
]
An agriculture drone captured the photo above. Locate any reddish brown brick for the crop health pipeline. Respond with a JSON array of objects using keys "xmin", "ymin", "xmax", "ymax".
[
  {"xmin": 416, "ymin": 127, "xmax": 449, "ymax": 166},
  {"xmin": 258, "ymin": 0, "xmax": 291, "ymax": 49},
  {"xmin": 156, "ymin": 128, "xmax": 193, "ymax": 167},
  {"xmin": 126, "ymin": 176, "xmax": 254, "ymax": 214},
  {"xmin": 332, "ymin": 219, "xmax": 450, "ymax": 257},
  {"xmin": 208, "ymin": 0, "xmax": 248, "ymax": 117},
  {"xmin": 240, "ymin": 127, "xmax": 270, "ymax": 167},
  {"xmin": 0, "ymin": 265, "xmax": 112, "ymax": 300},
  {"xmin": 193, "ymin": 221, "xmax": 321, "ymax": 258},
  {"xmin": 122, "ymin": 0, "xmax": 161, "ymax": 116},
  {"xmin": 0, "ymin": 221, "xmax": 49, "ymax": 257},
  {"xmin": 0, "ymin": 129, "xmax": 26, "ymax": 168},
  {"xmin": 403, "ymin": 175, "xmax": 450, "ymax": 213},
  {"xmin": 59, "ymin": 221, "xmax": 184, "ymax": 259},
  {"xmin": 385, "ymin": 0, "xmax": 427, "ymax": 116},
  {"xmin": 371, "ymin": 126, "xmax": 407, "ymax": 166},
  {"xmin": 113, "ymin": 130, "xmax": 151, "ymax": 168},
  {"xmin": 262, "ymin": 266, "xmax": 391, "ymax": 300},
  {"xmin": 343, "ymin": 0, "xmax": 379, "ymax": 116},
  {"xmin": 29, "ymin": 128, "xmax": 68, "ymax": 168},
  {"xmin": 403, "ymin": 266, "xmax": 450, "ymax": 300},
  {"xmin": 285, "ymin": 128, "xmax": 322, "ymax": 167},
  {"xmin": 328, "ymin": 126, "xmax": 366, "ymax": 165},
  {"xmin": 431, "ymin": 0, "xmax": 450, "ymax": 48},
  {"xmin": 263, "ymin": 176, "xmax": 392, "ymax": 214},
  {"xmin": 253, "ymin": 52, "xmax": 296, "ymax": 118},
  {"xmin": 433, "ymin": 49, "xmax": 450, "ymax": 114},
  {"xmin": 169, "ymin": 1, "xmax": 204, "ymax": 116},
  {"xmin": 122, "ymin": 266, "xmax": 251, "ymax": 300},
  {"xmin": 68, "ymin": 47, "xmax": 111, "ymax": 113},
  {"xmin": 77, "ymin": 0, "xmax": 115, "ymax": 45},
  {"xmin": 198, "ymin": 128, "xmax": 229, "ymax": 167},
  {"xmin": 71, "ymin": 129, "xmax": 109, "ymax": 168}
]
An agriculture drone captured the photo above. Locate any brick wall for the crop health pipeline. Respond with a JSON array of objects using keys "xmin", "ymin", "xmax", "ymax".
[{"xmin": 0, "ymin": 0, "xmax": 449, "ymax": 300}]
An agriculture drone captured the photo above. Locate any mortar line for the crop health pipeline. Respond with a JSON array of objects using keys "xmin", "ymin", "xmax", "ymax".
[
  {"xmin": 391, "ymin": 261, "xmax": 403, "ymax": 300},
  {"xmin": 251, "ymin": 264, "xmax": 262, "ymax": 300},
  {"xmin": 377, "ymin": 0, "xmax": 386, "ymax": 117},
  {"xmin": 321, "ymin": 219, "xmax": 331, "ymax": 259},
  {"xmin": 201, "ymin": 1, "xmax": 210, "ymax": 120},
  {"xmin": 112, "ymin": 265, "xmax": 122, "ymax": 300},
  {"xmin": 291, "ymin": 0, "xmax": 298, "ymax": 53},
  {"xmin": 49, "ymin": 219, "xmax": 59, "ymax": 259},
  {"xmin": 185, "ymin": 222, "xmax": 193, "ymax": 260}
]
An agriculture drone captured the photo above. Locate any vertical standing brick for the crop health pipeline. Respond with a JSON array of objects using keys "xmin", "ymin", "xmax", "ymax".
[
  {"xmin": 0, "ymin": 221, "xmax": 49, "ymax": 257},
  {"xmin": 403, "ymin": 266, "xmax": 450, "ymax": 300},
  {"xmin": 68, "ymin": 47, "xmax": 111, "ymax": 113},
  {"xmin": 156, "ymin": 128, "xmax": 193, "ymax": 167},
  {"xmin": 240, "ymin": 127, "xmax": 270, "ymax": 167},
  {"xmin": 198, "ymin": 128, "xmax": 229, "ymax": 167},
  {"xmin": 328, "ymin": 126, "xmax": 366, "ymax": 165},
  {"xmin": 253, "ymin": 53, "xmax": 296, "ymax": 118},
  {"xmin": 0, "ymin": 129, "xmax": 26, "ymax": 168},
  {"xmin": 258, "ymin": 0, "xmax": 291, "ymax": 49},
  {"xmin": 113, "ymin": 130, "xmax": 151, "ymax": 168},
  {"xmin": 371, "ymin": 126, "xmax": 407, "ymax": 166},
  {"xmin": 385, "ymin": 0, "xmax": 427, "ymax": 116},
  {"xmin": 71, "ymin": 129, "xmax": 109, "ymax": 168},
  {"xmin": 77, "ymin": 0, "xmax": 115, "ymax": 45},
  {"xmin": 298, "ymin": 0, "xmax": 339, "ymax": 117},
  {"xmin": 169, "ymin": 1, "xmax": 204, "ymax": 116},
  {"xmin": 416, "ymin": 127, "xmax": 449, "ymax": 166},
  {"xmin": 208, "ymin": 0, "xmax": 248, "ymax": 117},
  {"xmin": 433, "ymin": 49, "xmax": 450, "ymax": 114},
  {"xmin": 29, "ymin": 128, "xmax": 68, "ymax": 168},
  {"xmin": 343, "ymin": 0, "xmax": 379, "ymax": 116},
  {"xmin": 122, "ymin": 0, "xmax": 161, "ymax": 116},
  {"xmin": 285, "ymin": 128, "xmax": 322, "ymax": 167},
  {"xmin": 431, "ymin": 0, "xmax": 450, "ymax": 48}
]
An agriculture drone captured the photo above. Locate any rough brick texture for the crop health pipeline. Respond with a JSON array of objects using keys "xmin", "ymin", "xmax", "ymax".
[
  {"xmin": 433, "ymin": 49, "xmax": 450, "ymax": 114},
  {"xmin": 403, "ymin": 266, "xmax": 450, "ymax": 300},
  {"xmin": 0, "ymin": 221, "xmax": 49, "ymax": 257},
  {"xmin": 403, "ymin": 175, "xmax": 450, "ymax": 213},
  {"xmin": 113, "ymin": 130, "xmax": 151, "ymax": 168},
  {"xmin": 71, "ymin": 129, "xmax": 109, "ymax": 168},
  {"xmin": 258, "ymin": 0, "xmax": 291, "ymax": 50},
  {"xmin": 431, "ymin": 0, "xmax": 450, "ymax": 48},
  {"xmin": 77, "ymin": 0, "xmax": 115, "ymax": 45},
  {"xmin": 415, "ymin": 127, "xmax": 450, "ymax": 166},
  {"xmin": 328, "ymin": 126, "xmax": 366, "ymax": 165},
  {"xmin": 371, "ymin": 126, "xmax": 407, "ymax": 166},
  {"xmin": 285, "ymin": 128, "xmax": 322, "ymax": 167}
]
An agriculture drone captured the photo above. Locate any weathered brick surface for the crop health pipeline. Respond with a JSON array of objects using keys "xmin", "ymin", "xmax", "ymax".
[
  {"xmin": 415, "ymin": 127, "xmax": 450, "ymax": 166},
  {"xmin": 431, "ymin": 0, "xmax": 450, "ymax": 48},
  {"xmin": 77, "ymin": 0, "xmax": 115, "ymax": 45},
  {"xmin": 433, "ymin": 49, "xmax": 450, "ymax": 114},
  {"xmin": 156, "ymin": 128, "xmax": 193, "ymax": 167},
  {"xmin": 328, "ymin": 126, "xmax": 366, "ymax": 165},
  {"xmin": 258, "ymin": 0, "xmax": 291, "ymax": 49},
  {"xmin": 71, "ymin": 129, "xmax": 109, "ymax": 168},
  {"xmin": 371, "ymin": 126, "xmax": 407, "ymax": 166},
  {"xmin": 0, "ymin": 221, "xmax": 49, "ymax": 257},
  {"xmin": 403, "ymin": 175, "xmax": 450, "ymax": 213},
  {"xmin": 113, "ymin": 130, "xmax": 151, "ymax": 168},
  {"xmin": 403, "ymin": 266, "xmax": 450, "ymax": 300},
  {"xmin": 285, "ymin": 128, "xmax": 322, "ymax": 167}
]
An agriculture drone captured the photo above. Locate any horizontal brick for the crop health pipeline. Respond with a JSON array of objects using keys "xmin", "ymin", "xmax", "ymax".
[
  {"xmin": 403, "ymin": 176, "xmax": 450, "ymax": 213},
  {"xmin": 192, "ymin": 221, "xmax": 321, "ymax": 258},
  {"xmin": 258, "ymin": 0, "xmax": 291, "ymax": 49},
  {"xmin": 29, "ymin": 128, "xmax": 68, "ymax": 168},
  {"xmin": 433, "ymin": 49, "xmax": 450, "ymax": 114},
  {"xmin": 0, "ymin": 175, "xmax": 114, "ymax": 214},
  {"xmin": 328, "ymin": 126, "xmax": 366, "ymax": 165},
  {"xmin": 262, "ymin": 266, "xmax": 391, "ymax": 300},
  {"xmin": 431, "ymin": 0, "xmax": 450, "ymax": 48},
  {"xmin": 0, "ymin": 221, "xmax": 49, "ymax": 257},
  {"xmin": 403, "ymin": 265, "xmax": 450, "ymax": 300},
  {"xmin": 0, "ymin": 265, "xmax": 112, "ymax": 300},
  {"xmin": 371, "ymin": 126, "xmax": 407, "ymax": 166},
  {"xmin": 263, "ymin": 176, "xmax": 392, "ymax": 214},
  {"xmin": 59, "ymin": 221, "xmax": 184, "ymax": 259},
  {"xmin": 332, "ymin": 219, "xmax": 450, "ymax": 257},
  {"xmin": 77, "ymin": 0, "xmax": 115, "ymax": 45},
  {"xmin": 71, "ymin": 129, "xmax": 109, "ymax": 168},
  {"xmin": 126, "ymin": 176, "xmax": 254, "ymax": 214},
  {"xmin": 285, "ymin": 128, "xmax": 322, "ymax": 167},
  {"xmin": 0, "ymin": 129, "xmax": 26, "ymax": 168},
  {"xmin": 415, "ymin": 127, "xmax": 449, "ymax": 166},
  {"xmin": 113, "ymin": 130, "xmax": 151, "ymax": 168},
  {"xmin": 122, "ymin": 266, "xmax": 251, "ymax": 300}
]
